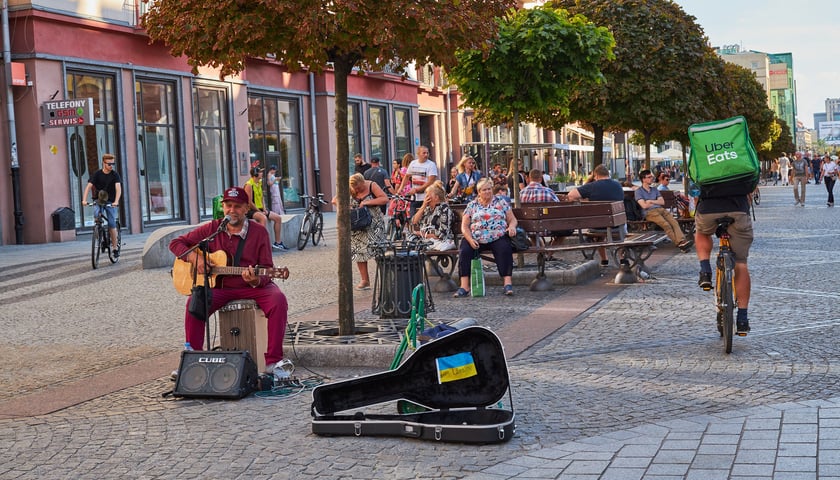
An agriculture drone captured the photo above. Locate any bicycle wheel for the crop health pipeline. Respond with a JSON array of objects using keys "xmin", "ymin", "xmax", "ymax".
[
  {"xmin": 717, "ymin": 261, "xmax": 735, "ymax": 354},
  {"xmin": 311, "ymin": 213, "xmax": 324, "ymax": 246},
  {"xmin": 109, "ymin": 221, "xmax": 122, "ymax": 263},
  {"xmin": 91, "ymin": 224, "xmax": 102, "ymax": 269},
  {"xmin": 297, "ymin": 212, "xmax": 312, "ymax": 250}
]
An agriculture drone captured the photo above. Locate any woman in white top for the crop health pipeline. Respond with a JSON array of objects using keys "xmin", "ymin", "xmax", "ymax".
[{"xmin": 820, "ymin": 154, "xmax": 838, "ymax": 207}]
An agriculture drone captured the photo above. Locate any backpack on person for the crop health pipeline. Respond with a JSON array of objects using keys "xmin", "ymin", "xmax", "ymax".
[
  {"xmin": 623, "ymin": 196, "xmax": 644, "ymax": 222},
  {"xmin": 687, "ymin": 115, "xmax": 760, "ymax": 198}
]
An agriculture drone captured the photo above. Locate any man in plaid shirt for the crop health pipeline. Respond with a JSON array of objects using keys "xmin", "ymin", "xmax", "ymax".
[
  {"xmin": 520, "ymin": 169, "xmax": 569, "ymax": 248},
  {"xmin": 520, "ymin": 169, "xmax": 560, "ymax": 203}
]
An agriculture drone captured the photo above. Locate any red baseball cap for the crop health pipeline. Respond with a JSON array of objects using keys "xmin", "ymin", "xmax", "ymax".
[{"xmin": 222, "ymin": 187, "xmax": 249, "ymax": 204}]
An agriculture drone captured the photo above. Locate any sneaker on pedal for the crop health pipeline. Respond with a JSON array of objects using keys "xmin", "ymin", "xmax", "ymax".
[
  {"xmin": 736, "ymin": 320, "xmax": 750, "ymax": 336},
  {"xmin": 698, "ymin": 272, "xmax": 712, "ymax": 291}
]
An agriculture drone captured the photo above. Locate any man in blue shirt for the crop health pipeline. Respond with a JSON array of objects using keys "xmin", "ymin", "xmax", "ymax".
[
  {"xmin": 566, "ymin": 164, "xmax": 624, "ymax": 265},
  {"xmin": 635, "ymin": 169, "xmax": 693, "ymax": 252}
]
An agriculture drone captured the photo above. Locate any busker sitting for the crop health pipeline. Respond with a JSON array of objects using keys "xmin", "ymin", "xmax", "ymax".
[{"xmin": 169, "ymin": 186, "xmax": 290, "ymax": 377}]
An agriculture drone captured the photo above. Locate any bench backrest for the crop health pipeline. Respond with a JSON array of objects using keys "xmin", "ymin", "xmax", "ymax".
[{"xmin": 514, "ymin": 201, "xmax": 626, "ymax": 234}]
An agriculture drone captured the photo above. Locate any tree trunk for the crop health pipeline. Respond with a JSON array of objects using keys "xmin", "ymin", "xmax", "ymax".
[
  {"xmin": 592, "ymin": 123, "xmax": 604, "ymax": 167},
  {"xmin": 643, "ymin": 130, "xmax": 652, "ymax": 171},
  {"xmin": 333, "ymin": 58, "xmax": 356, "ymax": 335},
  {"xmin": 511, "ymin": 112, "xmax": 524, "ymax": 267}
]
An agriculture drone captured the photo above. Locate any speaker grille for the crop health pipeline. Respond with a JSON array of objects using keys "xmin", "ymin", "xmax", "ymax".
[{"xmin": 174, "ymin": 351, "xmax": 257, "ymax": 399}]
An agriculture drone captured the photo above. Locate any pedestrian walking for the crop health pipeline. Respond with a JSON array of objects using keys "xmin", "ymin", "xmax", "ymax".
[
  {"xmin": 821, "ymin": 154, "xmax": 838, "ymax": 207},
  {"xmin": 779, "ymin": 152, "xmax": 791, "ymax": 186},
  {"xmin": 791, "ymin": 152, "xmax": 809, "ymax": 206}
]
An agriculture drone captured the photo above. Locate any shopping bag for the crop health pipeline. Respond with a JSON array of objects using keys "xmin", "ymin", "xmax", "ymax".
[{"xmin": 470, "ymin": 254, "xmax": 485, "ymax": 297}]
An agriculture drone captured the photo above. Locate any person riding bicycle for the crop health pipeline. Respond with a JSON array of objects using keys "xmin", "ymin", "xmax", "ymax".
[
  {"xmin": 81, "ymin": 153, "xmax": 121, "ymax": 256},
  {"xmin": 695, "ymin": 187, "xmax": 754, "ymax": 335}
]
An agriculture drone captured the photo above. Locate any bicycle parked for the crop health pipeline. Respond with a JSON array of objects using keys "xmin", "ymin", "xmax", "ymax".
[
  {"xmin": 85, "ymin": 199, "xmax": 121, "ymax": 269},
  {"xmin": 296, "ymin": 193, "xmax": 327, "ymax": 250},
  {"xmin": 702, "ymin": 216, "xmax": 739, "ymax": 354},
  {"xmin": 385, "ymin": 193, "xmax": 413, "ymax": 243}
]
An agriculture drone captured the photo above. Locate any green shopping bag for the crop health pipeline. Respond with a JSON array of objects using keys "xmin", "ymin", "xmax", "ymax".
[
  {"xmin": 470, "ymin": 253, "xmax": 485, "ymax": 297},
  {"xmin": 212, "ymin": 195, "xmax": 224, "ymax": 220}
]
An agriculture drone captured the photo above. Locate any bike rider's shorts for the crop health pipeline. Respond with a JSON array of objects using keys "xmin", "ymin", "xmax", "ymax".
[
  {"xmin": 695, "ymin": 211, "xmax": 753, "ymax": 262},
  {"xmin": 95, "ymin": 204, "xmax": 118, "ymax": 228}
]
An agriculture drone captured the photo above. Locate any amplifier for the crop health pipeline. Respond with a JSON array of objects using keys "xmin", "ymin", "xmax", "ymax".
[{"xmin": 173, "ymin": 350, "xmax": 257, "ymax": 399}]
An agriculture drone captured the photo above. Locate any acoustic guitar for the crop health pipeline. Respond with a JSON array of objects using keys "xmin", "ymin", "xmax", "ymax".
[{"xmin": 172, "ymin": 249, "xmax": 290, "ymax": 295}]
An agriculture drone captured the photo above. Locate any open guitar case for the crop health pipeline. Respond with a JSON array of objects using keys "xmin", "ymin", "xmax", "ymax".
[{"xmin": 311, "ymin": 326, "xmax": 515, "ymax": 443}]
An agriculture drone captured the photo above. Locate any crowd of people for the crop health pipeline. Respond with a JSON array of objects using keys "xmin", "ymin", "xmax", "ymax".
[{"xmin": 161, "ymin": 144, "xmax": 820, "ymax": 379}]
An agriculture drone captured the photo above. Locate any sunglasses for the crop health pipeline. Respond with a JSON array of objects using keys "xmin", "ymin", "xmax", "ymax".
[{"xmin": 105, "ymin": 162, "xmax": 115, "ymax": 166}]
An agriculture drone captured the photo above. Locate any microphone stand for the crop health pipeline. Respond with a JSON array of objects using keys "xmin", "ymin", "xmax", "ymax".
[{"xmin": 177, "ymin": 225, "xmax": 226, "ymax": 351}]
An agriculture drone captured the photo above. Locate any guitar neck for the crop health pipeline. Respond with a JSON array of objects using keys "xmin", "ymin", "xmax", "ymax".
[{"xmin": 210, "ymin": 266, "xmax": 273, "ymax": 277}]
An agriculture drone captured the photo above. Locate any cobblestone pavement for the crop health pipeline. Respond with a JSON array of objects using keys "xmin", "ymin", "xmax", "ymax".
[{"xmin": 2, "ymin": 184, "xmax": 840, "ymax": 479}]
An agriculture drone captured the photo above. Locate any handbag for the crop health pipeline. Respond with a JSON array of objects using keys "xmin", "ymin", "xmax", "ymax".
[
  {"xmin": 350, "ymin": 206, "xmax": 372, "ymax": 231},
  {"xmin": 470, "ymin": 253, "xmax": 485, "ymax": 297},
  {"xmin": 510, "ymin": 227, "xmax": 530, "ymax": 252},
  {"xmin": 187, "ymin": 285, "xmax": 212, "ymax": 321}
]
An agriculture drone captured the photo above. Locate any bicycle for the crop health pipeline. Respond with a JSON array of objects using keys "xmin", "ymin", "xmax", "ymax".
[
  {"xmin": 296, "ymin": 193, "xmax": 327, "ymax": 250},
  {"xmin": 703, "ymin": 216, "xmax": 738, "ymax": 353},
  {"xmin": 751, "ymin": 186, "xmax": 760, "ymax": 206},
  {"xmin": 86, "ymin": 200, "xmax": 121, "ymax": 269},
  {"xmin": 385, "ymin": 193, "xmax": 413, "ymax": 243}
]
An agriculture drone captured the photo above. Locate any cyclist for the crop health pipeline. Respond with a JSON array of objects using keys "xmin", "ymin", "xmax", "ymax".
[
  {"xmin": 81, "ymin": 153, "xmax": 122, "ymax": 256},
  {"xmin": 695, "ymin": 189, "xmax": 754, "ymax": 335}
]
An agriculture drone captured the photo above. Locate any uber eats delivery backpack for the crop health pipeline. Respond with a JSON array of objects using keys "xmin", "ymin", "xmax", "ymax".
[{"xmin": 687, "ymin": 115, "xmax": 760, "ymax": 198}]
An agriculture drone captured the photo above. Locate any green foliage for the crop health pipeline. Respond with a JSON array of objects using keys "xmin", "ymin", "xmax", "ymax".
[
  {"xmin": 448, "ymin": 5, "xmax": 614, "ymax": 124},
  {"xmin": 555, "ymin": 0, "xmax": 712, "ymax": 162},
  {"xmin": 143, "ymin": 0, "xmax": 514, "ymax": 77}
]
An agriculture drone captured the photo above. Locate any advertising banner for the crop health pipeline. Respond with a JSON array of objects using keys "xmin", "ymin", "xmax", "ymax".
[{"xmin": 819, "ymin": 121, "xmax": 840, "ymax": 146}]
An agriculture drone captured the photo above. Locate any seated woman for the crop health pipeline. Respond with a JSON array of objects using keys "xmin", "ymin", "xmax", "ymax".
[
  {"xmin": 410, "ymin": 184, "xmax": 455, "ymax": 251},
  {"xmin": 454, "ymin": 178, "xmax": 517, "ymax": 297}
]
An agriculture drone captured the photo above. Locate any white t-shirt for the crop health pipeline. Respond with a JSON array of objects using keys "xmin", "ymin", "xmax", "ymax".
[{"xmin": 406, "ymin": 159, "xmax": 439, "ymax": 201}]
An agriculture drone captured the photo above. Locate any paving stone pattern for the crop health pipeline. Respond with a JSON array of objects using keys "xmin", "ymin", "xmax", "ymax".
[{"xmin": 2, "ymin": 185, "xmax": 840, "ymax": 479}]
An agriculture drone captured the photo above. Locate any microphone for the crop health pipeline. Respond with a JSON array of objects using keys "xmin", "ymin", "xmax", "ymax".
[{"xmin": 217, "ymin": 215, "xmax": 232, "ymax": 231}]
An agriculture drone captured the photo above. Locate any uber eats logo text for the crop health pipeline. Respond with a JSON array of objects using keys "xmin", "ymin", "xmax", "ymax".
[{"xmin": 705, "ymin": 141, "xmax": 738, "ymax": 165}]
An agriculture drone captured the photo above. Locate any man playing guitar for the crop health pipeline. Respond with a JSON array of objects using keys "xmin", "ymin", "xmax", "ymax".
[{"xmin": 169, "ymin": 186, "xmax": 289, "ymax": 374}]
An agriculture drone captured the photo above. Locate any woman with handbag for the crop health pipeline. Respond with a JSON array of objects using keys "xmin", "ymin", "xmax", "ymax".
[
  {"xmin": 340, "ymin": 173, "xmax": 388, "ymax": 290},
  {"xmin": 454, "ymin": 178, "xmax": 517, "ymax": 297},
  {"xmin": 410, "ymin": 184, "xmax": 455, "ymax": 251}
]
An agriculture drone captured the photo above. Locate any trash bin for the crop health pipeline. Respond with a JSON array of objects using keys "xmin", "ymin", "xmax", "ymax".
[
  {"xmin": 372, "ymin": 247, "xmax": 433, "ymax": 318},
  {"xmin": 51, "ymin": 207, "xmax": 75, "ymax": 231}
]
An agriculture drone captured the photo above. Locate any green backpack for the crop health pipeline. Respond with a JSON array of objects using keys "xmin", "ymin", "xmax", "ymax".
[{"xmin": 687, "ymin": 115, "xmax": 760, "ymax": 198}]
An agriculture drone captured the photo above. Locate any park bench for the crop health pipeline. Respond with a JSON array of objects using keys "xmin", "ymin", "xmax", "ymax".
[
  {"xmin": 424, "ymin": 200, "xmax": 667, "ymax": 291},
  {"xmin": 625, "ymin": 189, "xmax": 695, "ymax": 237}
]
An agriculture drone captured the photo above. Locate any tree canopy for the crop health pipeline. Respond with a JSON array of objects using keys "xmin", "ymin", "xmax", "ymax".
[
  {"xmin": 143, "ymin": 0, "xmax": 515, "ymax": 333},
  {"xmin": 554, "ymin": 0, "xmax": 711, "ymax": 168},
  {"xmin": 448, "ymin": 4, "xmax": 614, "ymax": 204}
]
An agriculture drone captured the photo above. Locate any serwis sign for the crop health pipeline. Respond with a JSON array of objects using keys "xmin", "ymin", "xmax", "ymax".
[{"xmin": 41, "ymin": 98, "xmax": 94, "ymax": 128}]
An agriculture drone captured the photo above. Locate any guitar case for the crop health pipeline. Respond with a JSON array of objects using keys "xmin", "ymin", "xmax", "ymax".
[{"xmin": 311, "ymin": 326, "xmax": 515, "ymax": 443}]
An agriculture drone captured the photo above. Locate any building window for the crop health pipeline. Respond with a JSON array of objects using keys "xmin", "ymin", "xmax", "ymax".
[
  {"xmin": 394, "ymin": 107, "xmax": 411, "ymax": 163},
  {"xmin": 369, "ymin": 104, "xmax": 388, "ymax": 163},
  {"xmin": 136, "ymin": 78, "xmax": 183, "ymax": 223},
  {"xmin": 249, "ymin": 95, "xmax": 304, "ymax": 209},
  {"xmin": 193, "ymin": 84, "xmax": 231, "ymax": 219},
  {"xmin": 347, "ymin": 101, "xmax": 361, "ymax": 174}
]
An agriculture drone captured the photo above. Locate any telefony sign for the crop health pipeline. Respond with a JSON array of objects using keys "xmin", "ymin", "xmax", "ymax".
[{"xmin": 41, "ymin": 98, "xmax": 94, "ymax": 128}]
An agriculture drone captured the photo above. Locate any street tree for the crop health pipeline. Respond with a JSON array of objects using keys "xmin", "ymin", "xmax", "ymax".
[
  {"xmin": 448, "ymin": 4, "xmax": 614, "ymax": 207},
  {"xmin": 555, "ymin": 0, "xmax": 710, "ymax": 170},
  {"xmin": 143, "ymin": 0, "xmax": 515, "ymax": 334}
]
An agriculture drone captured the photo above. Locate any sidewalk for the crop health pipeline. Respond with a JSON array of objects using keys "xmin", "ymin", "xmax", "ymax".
[{"xmin": 1, "ymin": 185, "xmax": 839, "ymax": 479}]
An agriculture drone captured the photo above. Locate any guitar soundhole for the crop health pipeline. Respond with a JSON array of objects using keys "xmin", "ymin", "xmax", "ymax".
[{"xmin": 315, "ymin": 327, "xmax": 378, "ymax": 337}]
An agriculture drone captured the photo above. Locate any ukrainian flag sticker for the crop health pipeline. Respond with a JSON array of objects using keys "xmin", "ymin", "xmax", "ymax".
[{"xmin": 436, "ymin": 352, "xmax": 478, "ymax": 384}]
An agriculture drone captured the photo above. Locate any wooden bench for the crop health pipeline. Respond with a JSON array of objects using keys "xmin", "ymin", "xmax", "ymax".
[
  {"xmin": 625, "ymin": 189, "xmax": 695, "ymax": 237},
  {"xmin": 425, "ymin": 201, "xmax": 656, "ymax": 292}
]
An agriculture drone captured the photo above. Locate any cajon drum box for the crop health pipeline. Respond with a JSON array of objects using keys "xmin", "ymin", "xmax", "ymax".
[{"xmin": 218, "ymin": 300, "xmax": 268, "ymax": 373}]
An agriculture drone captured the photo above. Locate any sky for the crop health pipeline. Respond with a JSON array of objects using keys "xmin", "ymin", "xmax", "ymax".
[{"xmin": 674, "ymin": 0, "xmax": 838, "ymax": 130}]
